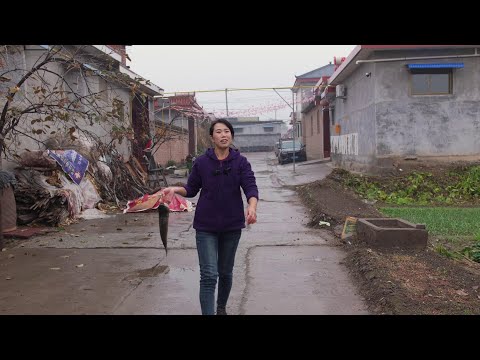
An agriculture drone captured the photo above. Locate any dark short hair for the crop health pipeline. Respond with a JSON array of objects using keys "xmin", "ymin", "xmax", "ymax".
[{"xmin": 209, "ymin": 118, "xmax": 234, "ymax": 139}]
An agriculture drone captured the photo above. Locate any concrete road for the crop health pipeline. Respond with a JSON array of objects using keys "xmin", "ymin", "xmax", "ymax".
[{"xmin": 0, "ymin": 152, "xmax": 368, "ymax": 315}]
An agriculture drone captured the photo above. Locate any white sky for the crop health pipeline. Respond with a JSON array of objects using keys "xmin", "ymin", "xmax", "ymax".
[{"xmin": 127, "ymin": 45, "xmax": 356, "ymax": 122}]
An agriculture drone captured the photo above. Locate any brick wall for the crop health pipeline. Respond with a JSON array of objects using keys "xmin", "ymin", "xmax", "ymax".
[
  {"xmin": 153, "ymin": 132, "xmax": 189, "ymax": 167},
  {"xmin": 304, "ymin": 104, "xmax": 325, "ymax": 160}
]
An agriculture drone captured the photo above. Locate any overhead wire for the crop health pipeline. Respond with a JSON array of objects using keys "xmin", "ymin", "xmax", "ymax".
[{"xmin": 159, "ymin": 85, "xmax": 319, "ymax": 118}]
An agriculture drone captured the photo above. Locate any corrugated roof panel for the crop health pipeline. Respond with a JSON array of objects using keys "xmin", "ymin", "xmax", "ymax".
[{"xmin": 407, "ymin": 63, "xmax": 464, "ymax": 69}]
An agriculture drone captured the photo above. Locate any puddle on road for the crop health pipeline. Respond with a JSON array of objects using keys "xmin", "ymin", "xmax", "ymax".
[
  {"xmin": 125, "ymin": 264, "xmax": 196, "ymax": 281},
  {"xmin": 137, "ymin": 265, "xmax": 170, "ymax": 278},
  {"xmin": 123, "ymin": 265, "xmax": 169, "ymax": 281}
]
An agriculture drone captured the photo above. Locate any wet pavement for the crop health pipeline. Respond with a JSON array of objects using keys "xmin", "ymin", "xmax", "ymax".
[
  {"xmin": 0, "ymin": 152, "xmax": 368, "ymax": 315},
  {"xmin": 242, "ymin": 246, "xmax": 367, "ymax": 314}
]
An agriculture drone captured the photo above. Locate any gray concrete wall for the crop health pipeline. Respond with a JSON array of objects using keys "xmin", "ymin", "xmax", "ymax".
[
  {"xmin": 332, "ymin": 48, "xmax": 480, "ymax": 173},
  {"xmin": 232, "ymin": 122, "xmax": 284, "ymax": 135},
  {"xmin": 234, "ymin": 133, "xmax": 282, "ymax": 152},
  {"xmin": 1, "ymin": 46, "xmax": 134, "ymax": 170},
  {"xmin": 232, "ymin": 122, "xmax": 285, "ymax": 152},
  {"xmin": 375, "ymin": 50, "xmax": 480, "ymax": 158},
  {"xmin": 331, "ymin": 62, "xmax": 377, "ymax": 172}
]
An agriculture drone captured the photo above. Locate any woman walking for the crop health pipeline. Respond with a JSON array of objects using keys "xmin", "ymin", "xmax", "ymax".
[{"xmin": 162, "ymin": 118, "xmax": 258, "ymax": 315}]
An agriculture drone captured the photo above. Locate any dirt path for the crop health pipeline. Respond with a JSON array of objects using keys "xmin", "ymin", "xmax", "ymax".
[{"xmin": 296, "ymin": 172, "xmax": 480, "ymax": 315}]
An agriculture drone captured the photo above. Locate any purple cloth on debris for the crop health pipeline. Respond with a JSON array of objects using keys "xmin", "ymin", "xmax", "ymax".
[{"xmin": 47, "ymin": 149, "xmax": 89, "ymax": 185}]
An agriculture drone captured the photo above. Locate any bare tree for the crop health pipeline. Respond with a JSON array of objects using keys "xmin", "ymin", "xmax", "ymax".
[{"xmin": 0, "ymin": 45, "xmax": 156, "ymax": 246}]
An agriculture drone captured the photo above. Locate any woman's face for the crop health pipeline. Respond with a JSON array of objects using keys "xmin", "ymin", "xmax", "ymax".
[{"xmin": 211, "ymin": 123, "xmax": 232, "ymax": 149}]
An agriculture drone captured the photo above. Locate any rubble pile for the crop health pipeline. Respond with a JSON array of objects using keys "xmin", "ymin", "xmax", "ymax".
[
  {"xmin": 91, "ymin": 148, "xmax": 150, "ymax": 205},
  {"xmin": 15, "ymin": 169, "xmax": 73, "ymax": 226},
  {"xmin": 12, "ymin": 146, "xmax": 151, "ymax": 227}
]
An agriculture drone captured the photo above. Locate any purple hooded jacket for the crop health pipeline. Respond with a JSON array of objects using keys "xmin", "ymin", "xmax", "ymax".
[{"xmin": 183, "ymin": 148, "xmax": 259, "ymax": 232}]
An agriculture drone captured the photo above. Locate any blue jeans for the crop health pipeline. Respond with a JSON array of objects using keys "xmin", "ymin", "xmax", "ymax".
[{"xmin": 195, "ymin": 230, "xmax": 241, "ymax": 315}]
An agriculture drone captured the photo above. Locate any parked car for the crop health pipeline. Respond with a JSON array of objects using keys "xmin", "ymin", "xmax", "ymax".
[{"xmin": 277, "ymin": 139, "xmax": 306, "ymax": 165}]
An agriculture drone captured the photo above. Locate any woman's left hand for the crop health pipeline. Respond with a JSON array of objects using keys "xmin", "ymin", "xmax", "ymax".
[{"xmin": 246, "ymin": 206, "xmax": 257, "ymax": 225}]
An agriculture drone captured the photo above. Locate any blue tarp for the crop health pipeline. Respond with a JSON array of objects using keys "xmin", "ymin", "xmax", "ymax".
[
  {"xmin": 47, "ymin": 149, "xmax": 89, "ymax": 185},
  {"xmin": 0, "ymin": 170, "xmax": 16, "ymax": 189},
  {"xmin": 407, "ymin": 63, "xmax": 464, "ymax": 69}
]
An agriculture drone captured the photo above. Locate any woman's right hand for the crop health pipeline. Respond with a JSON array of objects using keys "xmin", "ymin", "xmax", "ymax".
[
  {"xmin": 160, "ymin": 187, "xmax": 175, "ymax": 202},
  {"xmin": 160, "ymin": 186, "xmax": 187, "ymax": 198}
]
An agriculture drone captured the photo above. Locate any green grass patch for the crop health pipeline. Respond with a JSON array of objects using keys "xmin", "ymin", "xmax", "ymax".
[
  {"xmin": 333, "ymin": 164, "xmax": 480, "ymax": 262},
  {"xmin": 338, "ymin": 165, "xmax": 480, "ymax": 205},
  {"xmin": 380, "ymin": 207, "xmax": 480, "ymax": 262},
  {"xmin": 379, "ymin": 207, "xmax": 480, "ymax": 236}
]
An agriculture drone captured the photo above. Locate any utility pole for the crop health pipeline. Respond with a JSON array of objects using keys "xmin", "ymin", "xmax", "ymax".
[
  {"xmin": 195, "ymin": 118, "xmax": 198, "ymax": 155},
  {"xmin": 273, "ymin": 87, "xmax": 296, "ymax": 173},
  {"xmin": 292, "ymin": 91, "xmax": 296, "ymax": 173},
  {"xmin": 182, "ymin": 115, "xmax": 185, "ymax": 161},
  {"xmin": 225, "ymin": 88, "xmax": 229, "ymax": 117}
]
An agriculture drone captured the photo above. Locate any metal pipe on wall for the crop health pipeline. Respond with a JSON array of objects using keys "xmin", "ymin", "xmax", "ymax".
[{"xmin": 356, "ymin": 49, "xmax": 480, "ymax": 64}]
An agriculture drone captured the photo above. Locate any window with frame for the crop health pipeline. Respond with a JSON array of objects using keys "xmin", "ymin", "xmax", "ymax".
[
  {"xmin": 233, "ymin": 127, "xmax": 243, "ymax": 134},
  {"xmin": 410, "ymin": 69, "xmax": 452, "ymax": 95},
  {"xmin": 263, "ymin": 126, "xmax": 274, "ymax": 132},
  {"xmin": 296, "ymin": 122, "xmax": 302, "ymax": 137}
]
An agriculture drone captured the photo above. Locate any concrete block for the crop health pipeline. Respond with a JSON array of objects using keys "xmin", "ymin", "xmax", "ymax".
[{"xmin": 356, "ymin": 218, "xmax": 428, "ymax": 250}]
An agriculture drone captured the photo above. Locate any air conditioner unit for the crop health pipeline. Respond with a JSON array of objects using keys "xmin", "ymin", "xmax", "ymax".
[{"xmin": 336, "ymin": 84, "xmax": 346, "ymax": 98}]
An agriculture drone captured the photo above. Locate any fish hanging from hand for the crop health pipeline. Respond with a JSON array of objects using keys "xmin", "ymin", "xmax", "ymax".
[
  {"xmin": 124, "ymin": 190, "xmax": 193, "ymax": 256},
  {"xmin": 157, "ymin": 203, "xmax": 169, "ymax": 255}
]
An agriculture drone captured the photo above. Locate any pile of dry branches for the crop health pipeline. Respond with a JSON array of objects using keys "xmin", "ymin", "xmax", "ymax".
[{"xmin": 14, "ymin": 169, "xmax": 72, "ymax": 226}]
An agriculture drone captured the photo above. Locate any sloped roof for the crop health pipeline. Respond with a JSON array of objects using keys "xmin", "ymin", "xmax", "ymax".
[
  {"xmin": 293, "ymin": 64, "xmax": 337, "ymax": 91},
  {"xmin": 328, "ymin": 45, "xmax": 480, "ymax": 86},
  {"xmin": 119, "ymin": 65, "xmax": 163, "ymax": 96},
  {"xmin": 154, "ymin": 94, "xmax": 209, "ymax": 119},
  {"xmin": 296, "ymin": 64, "xmax": 336, "ymax": 79}
]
